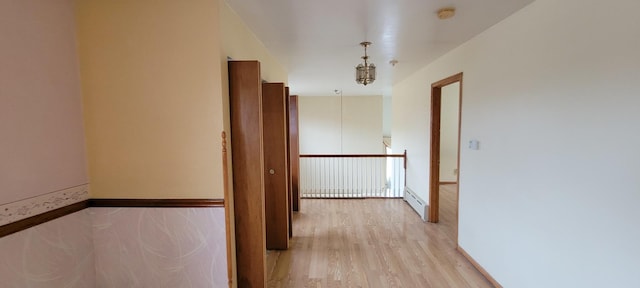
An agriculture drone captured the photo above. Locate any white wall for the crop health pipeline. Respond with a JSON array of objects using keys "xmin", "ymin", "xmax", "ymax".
[
  {"xmin": 0, "ymin": 0, "xmax": 87, "ymax": 205},
  {"xmin": 392, "ymin": 0, "xmax": 640, "ymax": 287},
  {"xmin": 299, "ymin": 96, "xmax": 382, "ymax": 154},
  {"xmin": 298, "ymin": 97, "xmax": 342, "ymax": 154},
  {"xmin": 439, "ymin": 83, "xmax": 460, "ymax": 182},
  {"xmin": 382, "ymin": 96, "xmax": 392, "ymax": 137},
  {"xmin": 0, "ymin": 4, "xmax": 92, "ymax": 285}
]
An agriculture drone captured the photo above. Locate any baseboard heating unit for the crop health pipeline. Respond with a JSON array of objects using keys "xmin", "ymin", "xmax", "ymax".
[{"xmin": 404, "ymin": 187, "xmax": 428, "ymax": 221}]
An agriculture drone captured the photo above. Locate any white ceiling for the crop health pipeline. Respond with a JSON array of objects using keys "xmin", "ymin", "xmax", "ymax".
[{"xmin": 225, "ymin": 0, "xmax": 535, "ymax": 97}]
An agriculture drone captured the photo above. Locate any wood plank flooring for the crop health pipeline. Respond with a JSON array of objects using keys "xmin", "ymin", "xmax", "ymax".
[
  {"xmin": 267, "ymin": 185, "xmax": 493, "ymax": 288},
  {"xmin": 439, "ymin": 184, "xmax": 458, "ymax": 242}
]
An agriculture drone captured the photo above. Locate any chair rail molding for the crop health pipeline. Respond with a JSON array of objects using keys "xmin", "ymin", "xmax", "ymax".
[{"xmin": 0, "ymin": 184, "xmax": 89, "ymax": 227}]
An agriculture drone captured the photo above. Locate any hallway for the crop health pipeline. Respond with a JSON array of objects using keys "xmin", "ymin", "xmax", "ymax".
[{"xmin": 267, "ymin": 185, "xmax": 492, "ymax": 287}]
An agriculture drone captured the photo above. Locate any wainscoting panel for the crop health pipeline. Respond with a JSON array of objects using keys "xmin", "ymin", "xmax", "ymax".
[
  {"xmin": 91, "ymin": 207, "xmax": 227, "ymax": 288},
  {"xmin": 0, "ymin": 209, "xmax": 95, "ymax": 287}
]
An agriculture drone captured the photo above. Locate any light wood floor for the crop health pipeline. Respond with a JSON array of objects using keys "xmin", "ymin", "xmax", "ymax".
[{"xmin": 266, "ymin": 185, "xmax": 493, "ymax": 288}]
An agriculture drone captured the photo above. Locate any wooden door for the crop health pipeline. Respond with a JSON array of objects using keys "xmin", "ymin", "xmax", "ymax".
[
  {"xmin": 262, "ymin": 83, "xmax": 289, "ymax": 250},
  {"xmin": 289, "ymin": 95, "xmax": 300, "ymax": 211},
  {"xmin": 228, "ymin": 61, "xmax": 267, "ymax": 287},
  {"xmin": 429, "ymin": 72, "xmax": 463, "ymax": 225},
  {"xmin": 285, "ymin": 87, "xmax": 292, "ymax": 238}
]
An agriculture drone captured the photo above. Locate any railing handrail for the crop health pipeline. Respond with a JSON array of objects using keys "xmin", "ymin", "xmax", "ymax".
[{"xmin": 299, "ymin": 154, "xmax": 405, "ymax": 158}]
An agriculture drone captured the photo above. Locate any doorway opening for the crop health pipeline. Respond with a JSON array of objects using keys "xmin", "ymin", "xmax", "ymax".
[{"xmin": 428, "ymin": 73, "xmax": 463, "ymax": 241}]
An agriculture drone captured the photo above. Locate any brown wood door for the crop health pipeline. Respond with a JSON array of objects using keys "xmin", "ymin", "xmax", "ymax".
[
  {"xmin": 262, "ymin": 82, "xmax": 289, "ymax": 250},
  {"xmin": 289, "ymin": 95, "xmax": 300, "ymax": 211},
  {"xmin": 228, "ymin": 61, "xmax": 267, "ymax": 287},
  {"xmin": 285, "ymin": 87, "xmax": 293, "ymax": 238}
]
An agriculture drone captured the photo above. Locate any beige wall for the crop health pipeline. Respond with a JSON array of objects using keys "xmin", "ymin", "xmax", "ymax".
[
  {"xmin": 1, "ymin": 1, "xmax": 290, "ymax": 286},
  {"xmin": 299, "ymin": 96, "xmax": 383, "ymax": 154},
  {"xmin": 76, "ymin": 0, "xmax": 225, "ymax": 199},
  {"xmin": 392, "ymin": 0, "xmax": 640, "ymax": 286},
  {"xmin": 298, "ymin": 97, "xmax": 342, "ymax": 154},
  {"xmin": 439, "ymin": 83, "xmax": 460, "ymax": 182},
  {"xmin": 0, "ymin": 0, "xmax": 87, "ymax": 204},
  {"xmin": 219, "ymin": 0, "xmax": 289, "ymax": 139},
  {"xmin": 342, "ymin": 96, "xmax": 384, "ymax": 154},
  {"xmin": 220, "ymin": 1, "xmax": 288, "ymax": 85}
]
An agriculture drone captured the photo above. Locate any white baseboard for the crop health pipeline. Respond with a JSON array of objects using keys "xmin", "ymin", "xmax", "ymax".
[{"xmin": 403, "ymin": 187, "xmax": 427, "ymax": 221}]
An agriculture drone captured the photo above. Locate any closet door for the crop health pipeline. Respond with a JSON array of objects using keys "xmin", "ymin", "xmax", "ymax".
[
  {"xmin": 228, "ymin": 61, "xmax": 267, "ymax": 287},
  {"xmin": 285, "ymin": 87, "xmax": 292, "ymax": 238},
  {"xmin": 262, "ymin": 82, "xmax": 289, "ymax": 250},
  {"xmin": 289, "ymin": 95, "xmax": 300, "ymax": 211}
]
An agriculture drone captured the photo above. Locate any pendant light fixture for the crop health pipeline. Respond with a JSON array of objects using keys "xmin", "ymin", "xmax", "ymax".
[{"xmin": 355, "ymin": 41, "xmax": 376, "ymax": 86}]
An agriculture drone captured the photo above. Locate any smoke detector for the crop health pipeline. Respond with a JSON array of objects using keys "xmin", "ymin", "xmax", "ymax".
[{"xmin": 437, "ymin": 8, "xmax": 456, "ymax": 20}]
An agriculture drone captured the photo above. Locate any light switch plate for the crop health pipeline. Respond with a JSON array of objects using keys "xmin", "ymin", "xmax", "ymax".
[{"xmin": 469, "ymin": 140, "xmax": 480, "ymax": 150}]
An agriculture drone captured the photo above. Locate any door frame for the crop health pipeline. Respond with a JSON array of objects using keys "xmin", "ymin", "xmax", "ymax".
[{"xmin": 428, "ymin": 72, "xmax": 463, "ymax": 236}]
